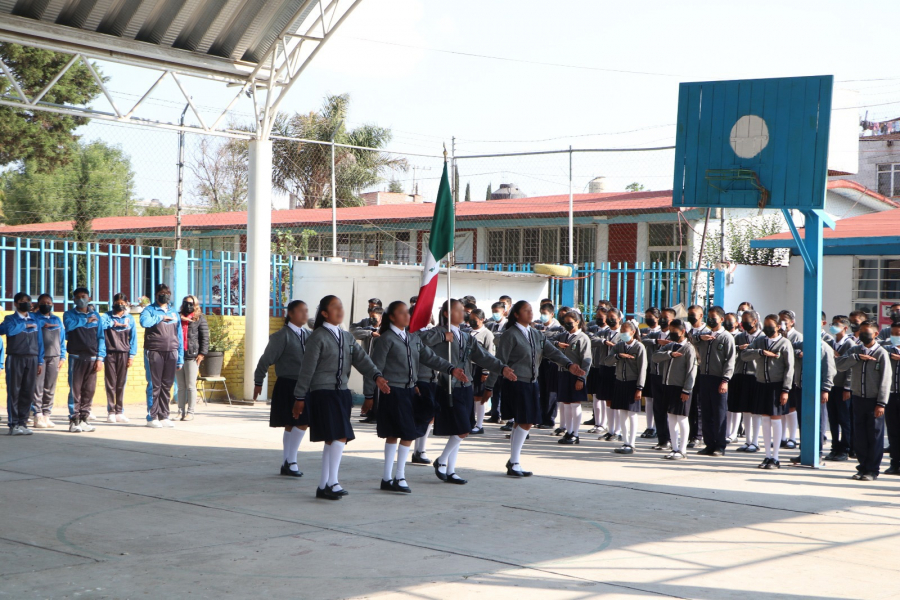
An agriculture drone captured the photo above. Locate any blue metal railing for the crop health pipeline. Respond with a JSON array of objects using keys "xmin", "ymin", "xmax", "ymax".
[{"xmin": 186, "ymin": 250, "xmax": 293, "ymax": 316}]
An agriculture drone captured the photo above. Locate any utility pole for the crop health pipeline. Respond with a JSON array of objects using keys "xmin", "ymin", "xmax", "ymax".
[
  {"xmin": 331, "ymin": 126, "xmax": 338, "ymax": 258},
  {"xmin": 175, "ymin": 102, "xmax": 189, "ymax": 250},
  {"xmin": 451, "ymin": 136, "xmax": 458, "ymax": 203}
]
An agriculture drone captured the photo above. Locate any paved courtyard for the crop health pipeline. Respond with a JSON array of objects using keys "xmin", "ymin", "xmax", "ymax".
[{"xmin": 1, "ymin": 405, "xmax": 898, "ymax": 599}]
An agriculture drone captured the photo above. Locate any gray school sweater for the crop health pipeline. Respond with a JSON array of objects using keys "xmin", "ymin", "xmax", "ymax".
[
  {"xmin": 641, "ymin": 327, "xmax": 668, "ymax": 376},
  {"xmin": 694, "ymin": 329, "xmax": 736, "ymax": 381},
  {"xmin": 835, "ymin": 343, "xmax": 892, "ymax": 406},
  {"xmin": 733, "ymin": 330, "xmax": 763, "ymax": 377},
  {"xmin": 432, "ymin": 327, "xmax": 505, "ymax": 389},
  {"xmin": 590, "ymin": 326, "xmax": 621, "ymax": 367},
  {"xmin": 292, "ymin": 326, "xmax": 382, "ymax": 400},
  {"xmin": 486, "ymin": 325, "xmax": 571, "ymax": 388},
  {"xmin": 253, "ymin": 326, "xmax": 309, "ymax": 387},
  {"xmin": 363, "ymin": 329, "xmax": 454, "ymax": 397},
  {"xmin": 829, "ymin": 335, "xmax": 857, "ymax": 390},
  {"xmin": 555, "ymin": 330, "xmax": 592, "ymax": 375},
  {"xmin": 602, "ymin": 339, "xmax": 648, "ymax": 388},
  {"xmin": 742, "ymin": 335, "xmax": 794, "ymax": 391},
  {"xmin": 791, "ymin": 337, "xmax": 837, "ymax": 391},
  {"xmin": 652, "ymin": 341, "xmax": 698, "ymax": 394}
]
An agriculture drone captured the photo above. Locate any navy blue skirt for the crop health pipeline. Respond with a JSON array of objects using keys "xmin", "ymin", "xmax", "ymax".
[
  {"xmin": 269, "ymin": 378, "xmax": 309, "ymax": 428},
  {"xmin": 376, "ymin": 386, "xmax": 418, "ymax": 441},
  {"xmin": 434, "ymin": 385, "xmax": 475, "ymax": 436},
  {"xmin": 664, "ymin": 384, "xmax": 691, "ymax": 416},
  {"xmin": 754, "ymin": 381, "xmax": 789, "ymax": 416},
  {"xmin": 504, "ymin": 379, "xmax": 542, "ymax": 425},
  {"xmin": 586, "ymin": 366, "xmax": 604, "ymax": 395},
  {"xmin": 598, "ymin": 365, "xmax": 617, "ymax": 401},
  {"xmin": 788, "ymin": 385, "xmax": 802, "ymax": 410},
  {"xmin": 728, "ymin": 373, "xmax": 757, "ymax": 413},
  {"xmin": 612, "ymin": 379, "xmax": 641, "ymax": 412},
  {"xmin": 472, "ymin": 364, "xmax": 487, "ymax": 396},
  {"xmin": 307, "ymin": 389, "xmax": 354, "ymax": 443},
  {"xmin": 557, "ymin": 370, "xmax": 588, "ymax": 404},
  {"xmin": 413, "ymin": 380, "xmax": 437, "ymax": 437}
]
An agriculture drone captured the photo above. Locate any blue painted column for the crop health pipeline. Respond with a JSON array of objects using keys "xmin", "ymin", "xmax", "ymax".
[
  {"xmin": 560, "ymin": 265, "xmax": 576, "ymax": 308},
  {"xmin": 713, "ymin": 268, "xmax": 725, "ymax": 308},
  {"xmin": 172, "ymin": 249, "xmax": 189, "ymax": 309},
  {"xmin": 799, "ymin": 210, "xmax": 824, "ymax": 467}
]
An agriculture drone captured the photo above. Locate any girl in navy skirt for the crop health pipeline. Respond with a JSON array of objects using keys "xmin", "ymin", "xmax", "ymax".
[
  {"xmin": 556, "ymin": 311, "xmax": 592, "ymax": 445},
  {"xmin": 253, "ymin": 300, "xmax": 310, "ymax": 478},
  {"xmin": 603, "ymin": 321, "xmax": 648, "ymax": 454},
  {"xmin": 741, "ymin": 314, "xmax": 795, "ymax": 470},
  {"xmin": 651, "ymin": 319, "xmax": 698, "ymax": 460},
  {"xmin": 468, "ymin": 309, "xmax": 495, "ymax": 434},
  {"xmin": 586, "ymin": 308, "xmax": 609, "ymax": 434},
  {"xmin": 598, "ymin": 309, "xmax": 624, "ymax": 441},
  {"xmin": 733, "ymin": 311, "xmax": 763, "ymax": 452},
  {"xmin": 367, "ymin": 301, "xmax": 466, "ymax": 493},
  {"xmin": 293, "ymin": 296, "xmax": 390, "ymax": 500}
]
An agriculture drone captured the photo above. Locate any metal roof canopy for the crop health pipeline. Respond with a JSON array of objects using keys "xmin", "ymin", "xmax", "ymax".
[{"xmin": 0, "ymin": 0, "xmax": 363, "ymax": 137}]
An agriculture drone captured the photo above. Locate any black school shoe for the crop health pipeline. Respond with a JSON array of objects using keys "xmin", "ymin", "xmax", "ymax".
[
  {"xmin": 553, "ymin": 427, "xmax": 567, "ymax": 436},
  {"xmin": 280, "ymin": 461, "xmax": 303, "ymax": 477},
  {"xmin": 487, "ymin": 415, "xmax": 500, "ymax": 424},
  {"xmin": 558, "ymin": 433, "xmax": 574, "ymax": 445},
  {"xmin": 859, "ymin": 473, "xmax": 878, "ymax": 481},
  {"xmin": 764, "ymin": 459, "xmax": 781, "ymax": 470},
  {"xmin": 687, "ymin": 439, "xmax": 698, "ymax": 448},
  {"xmin": 445, "ymin": 473, "xmax": 468, "ymax": 484},
  {"xmin": 391, "ymin": 479, "xmax": 412, "ymax": 493},
  {"xmin": 505, "ymin": 460, "xmax": 533, "ymax": 477},
  {"xmin": 434, "ymin": 461, "xmax": 449, "ymax": 481},
  {"xmin": 697, "ymin": 447, "xmax": 715, "ymax": 456},
  {"xmin": 411, "ymin": 451, "xmax": 432, "ymax": 465},
  {"xmin": 883, "ymin": 466, "xmax": 900, "ymax": 475},
  {"xmin": 380, "ymin": 479, "xmax": 395, "ymax": 491},
  {"xmin": 614, "ymin": 445, "xmax": 634, "ymax": 455},
  {"xmin": 639, "ymin": 428, "xmax": 655, "ymax": 439},
  {"xmin": 583, "ymin": 417, "xmax": 596, "ymax": 426},
  {"xmin": 316, "ymin": 485, "xmax": 341, "ymax": 500},
  {"xmin": 758, "ymin": 457, "xmax": 771, "ymax": 469},
  {"xmin": 500, "ymin": 422, "xmax": 514, "ymax": 432},
  {"xmin": 470, "ymin": 427, "xmax": 485, "ymax": 435}
]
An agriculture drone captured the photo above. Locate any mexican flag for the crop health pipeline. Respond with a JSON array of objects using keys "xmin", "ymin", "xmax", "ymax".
[{"xmin": 409, "ymin": 161, "xmax": 454, "ymax": 332}]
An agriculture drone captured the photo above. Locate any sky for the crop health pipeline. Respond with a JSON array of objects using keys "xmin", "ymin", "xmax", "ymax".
[{"xmin": 75, "ymin": 0, "xmax": 900, "ymax": 207}]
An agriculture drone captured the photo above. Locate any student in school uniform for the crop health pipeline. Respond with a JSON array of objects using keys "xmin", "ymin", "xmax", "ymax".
[
  {"xmin": 585, "ymin": 308, "xmax": 609, "ymax": 435},
  {"xmin": 722, "ymin": 312, "xmax": 743, "ymax": 443},
  {"xmin": 546, "ymin": 305, "xmax": 572, "ymax": 434},
  {"xmin": 733, "ymin": 311, "xmax": 763, "ymax": 453},
  {"xmin": 778, "ymin": 309, "xmax": 803, "ymax": 449},
  {"xmin": 693, "ymin": 306, "xmax": 736, "ymax": 456},
  {"xmin": 31, "ymin": 294, "xmax": 65, "ymax": 429},
  {"xmin": 486, "ymin": 301, "xmax": 507, "ymax": 334},
  {"xmin": 555, "ymin": 310, "xmax": 592, "ymax": 445},
  {"xmin": 603, "ymin": 320, "xmax": 648, "ymax": 454},
  {"xmin": 468, "ymin": 308, "xmax": 494, "ymax": 434},
  {"xmin": 652, "ymin": 319, "xmax": 697, "ymax": 460},
  {"xmin": 647, "ymin": 307, "xmax": 676, "ymax": 450},
  {"xmin": 847, "ymin": 310, "xmax": 867, "ymax": 341},
  {"xmin": 742, "ymin": 314, "xmax": 794, "ymax": 470},
  {"xmin": 64, "ymin": 288, "xmax": 106, "ymax": 433},
  {"xmin": 102, "ymin": 294, "xmax": 138, "ymax": 424},
  {"xmin": 788, "ymin": 339, "xmax": 837, "ymax": 465},
  {"xmin": 366, "ymin": 301, "xmax": 468, "ymax": 493},
  {"xmin": 353, "ymin": 305, "xmax": 383, "ymax": 423},
  {"xmin": 139, "ymin": 284, "xmax": 184, "ymax": 428},
  {"xmin": 1, "ymin": 293, "xmax": 44, "ymax": 436},
  {"xmin": 293, "ymin": 295, "xmax": 390, "ymax": 500},
  {"xmin": 877, "ymin": 303, "xmax": 900, "ymax": 342},
  {"xmin": 253, "ymin": 300, "xmax": 310, "ymax": 478},
  {"xmin": 825, "ymin": 316, "xmax": 857, "ymax": 461},
  {"xmin": 835, "ymin": 321, "xmax": 891, "ymax": 481},
  {"xmin": 487, "ymin": 300, "xmax": 578, "ymax": 476},
  {"xmin": 598, "ymin": 308, "xmax": 624, "ymax": 441},
  {"xmin": 685, "ymin": 304, "xmax": 708, "ymax": 448},
  {"xmin": 883, "ymin": 323, "xmax": 900, "ymax": 476},
  {"xmin": 536, "ymin": 302, "xmax": 560, "ymax": 329},
  {"xmin": 640, "ymin": 307, "xmax": 665, "ymax": 440}
]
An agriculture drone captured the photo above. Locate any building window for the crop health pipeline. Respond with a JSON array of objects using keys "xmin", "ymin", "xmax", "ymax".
[
  {"xmin": 486, "ymin": 226, "xmax": 595, "ymax": 264},
  {"xmin": 852, "ymin": 257, "xmax": 900, "ymax": 317},
  {"xmin": 877, "ymin": 164, "xmax": 900, "ymax": 197},
  {"xmin": 648, "ymin": 222, "xmax": 689, "ymax": 267}
]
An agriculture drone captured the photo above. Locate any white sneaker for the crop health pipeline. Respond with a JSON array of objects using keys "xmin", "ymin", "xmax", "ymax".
[
  {"xmin": 19, "ymin": 425, "xmax": 33, "ymax": 436},
  {"xmin": 87, "ymin": 412, "xmax": 95, "ymax": 421},
  {"xmin": 80, "ymin": 420, "xmax": 95, "ymax": 433},
  {"xmin": 146, "ymin": 420, "xmax": 162, "ymax": 428},
  {"xmin": 116, "ymin": 414, "xmax": 130, "ymax": 423},
  {"xmin": 107, "ymin": 414, "xmax": 117, "ymax": 424},
  {"xmin": 45, "ymin": 417, "xmax": 56, "ymax": 428},
  {"xmin": 69, "ymin": 421, "xmax": 83, "ymax": 433},
  {"xmin": 33, "ymin": 415, "xmax": 48, "ymax": 429},
  {"xmin": 160, "ymin": 418, "xmax": 175, "ymax": 428},
  {"xmin": 26, "ymin": 416, "xmax": 34, "ymax": 427}
]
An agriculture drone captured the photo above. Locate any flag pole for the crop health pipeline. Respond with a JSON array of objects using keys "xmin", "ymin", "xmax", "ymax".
[{"xmin": 444, "ymin": 144, "xmax": 453, "ymax": 396}]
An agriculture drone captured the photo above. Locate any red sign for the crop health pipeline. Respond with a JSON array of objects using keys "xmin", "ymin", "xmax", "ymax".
[{"xmin": 879, "ymin": 301, "xmax": 895, "ymax": 328}]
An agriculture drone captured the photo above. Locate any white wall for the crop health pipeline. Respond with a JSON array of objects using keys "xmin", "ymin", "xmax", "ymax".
[{"xmin": 722, "ymin": 265, "xmax": 788, "ymax": 318}]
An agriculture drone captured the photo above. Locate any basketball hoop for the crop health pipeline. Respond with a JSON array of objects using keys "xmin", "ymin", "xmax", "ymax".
[{"xmin": 705, "ymin": 168, "xmax": 770, "ymax": 212}]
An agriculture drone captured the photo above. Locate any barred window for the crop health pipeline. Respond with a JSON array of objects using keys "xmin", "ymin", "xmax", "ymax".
[{"xmin": 486, "ymin": 226, "xmax": 594, "ymax": 264}]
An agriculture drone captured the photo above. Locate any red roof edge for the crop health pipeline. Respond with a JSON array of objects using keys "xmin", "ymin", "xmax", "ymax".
[{"xmin": 827, "ymin": 179, "xmax": 899, "ymax": 208}]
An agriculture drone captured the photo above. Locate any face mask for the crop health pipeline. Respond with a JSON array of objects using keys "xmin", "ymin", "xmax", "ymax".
[
  {"xmin": 670, "ymin": 333, "xmax": 683, "ymax": 343},
  {"xmin": 17, "ymin": 301, "xmax": 31, "ymax": 313},
  {"xmin": 737, "ymin": 310, "xmax": 745, "ymax": 319},
  {"xmin": 723, "ymin": 321, "xmax": 735, "ymax": 332},
  {"xmin": 658, "ymin": 317, "xmax": 669, "ymax": 329},
  {"xmin": 891, "ymin": 336, "xmax": 900, "ymax": 347},
  {"xmin": 850, "ymin": 322, "xmax": 861, "ymax": 333},
  {"xmin": 891, "ymin": 311, "xmax": 900, "ymax": 323},
  {"xmin": 829, "ymin": 325, "xmax": 843, "ymax": 335},
  {"xmin": 780, "ymin": 320, "xmax": 789, "ymax": 331},
  {"xmin": 645, "ymin": 317, "xmax": 658, "ymax": 328},
  {"xmin": 619, "ymin": 332, "xmax": 632, "ymax": 344},
  {"xmin": 562, "ymin": 321, "xmax": 574, "ymax": 332},
  {"xmin": 183, "ymin": 301, "xmax": 194, "ymax": 312},
  {"xmin": 539, "ymin": 313, "xmax": 550, "ymax": 323},
  {"xmin": 492, "ymin": 312, "xmax": 503, "ymax": 322},
  {"xmin": 706, "ymin": 317, "xmax": 720, "ymax": 329},
  {"xmin": 74, "ymin": 297, "xmax": 89, "ymax": 310},
  {"xmin": 607, "ymin": 318, "xmax": 618, "ymax": 328},
  {"xmin": 687, "ymin": 315, "xmax": 699, "ymax": 326},
  {"xmin": 157, "ymin": 293, "xmax": 171, "ymax": 305},
  {"xmin": 763, "ymin": 325, "xmax": 777, "ymax": 337},
  {"xmin": 596, "ymin": 317, "xmax": 606, "ymax": 326},
  {"xmin": 859, "ymin": 332, "xmax": 875, "ymax": 345},
  {"xmin": 38, "ymin": 304, "xmax": 52, "ymax": 315},
  {"xmin": 114, "ymin": 303, "xmax": 128, "ymax": 313},
  {"xmin": 742, "ymin": 321, "xmax": 755, "ymax": 332}
]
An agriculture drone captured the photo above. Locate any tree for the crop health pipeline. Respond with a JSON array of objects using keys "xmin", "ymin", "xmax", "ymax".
[
  {"xmin": 2, "ymin": 141, "xmax": 135, "ymax": 236},
  {"xmin": 625, "ymin": 182, "xmax": 645, "ymax": 192},
  {"xmin": 696, "ymin": 214, "xmax": 789, "ymax": 267},
  {"xmin": 271, "ymin": 94, "xmax": 407, "ymax": 209},
  {"xmin": 464, "ymin": 182, "xmax": 471, "ymax": 202},
  {"xmin": 387, "ymin": 179, "xmax": 404, "ymax": 193},
  {"xmin": 189, "ymin": 136, "xmax": 249, "ymax": 212},
  {"xmin": 486, "ymin": 183, "xmax": 493, "ymax": 200},
  {"xmin": 0, "ymin": 44, "xmax": 103, "ymax": 170}
]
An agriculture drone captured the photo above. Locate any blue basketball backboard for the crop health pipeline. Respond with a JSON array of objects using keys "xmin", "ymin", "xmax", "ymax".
[{"xmin": 672, "ymin": 75, "xmax": 834, "ymax": 210}]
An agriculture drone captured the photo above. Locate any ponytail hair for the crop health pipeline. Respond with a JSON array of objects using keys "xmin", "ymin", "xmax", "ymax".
[
  {"xmin": 380, "ymin": 300, "xmax": 406, "ymax": 334},
  {"xmin": 509, "ymin": 300, "xmax": 531, "ymax": 325},
  {"xmin": 285, "ymin": 299, "xmax": 306, "ymax": 325},
  {"xmin": 313, "ymin": 295, "xmax": 338, "ymax": 330},
  {"xmin": 438, "ymin": 299, "xmax": 461, "ymax": 328}
]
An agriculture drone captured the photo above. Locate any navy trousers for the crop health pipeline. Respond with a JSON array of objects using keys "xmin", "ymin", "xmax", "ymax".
[
  {"xmin": 885, "ymin": 393, "xmax": 900, "ymax": 470},
  {"xmin": 650, "ymin": 374, "xmax": 670, "ymax": 444},
  {"xmin": 826, "ymin": 387, "xmax": 853, "ymax": 454},
  {"xmin": 697, "ymin": 374, "xmax": 728, "ymax": 450},
  {"xmin": 852, "ymin": 396, "xmax": 885, "ymax": 475}
]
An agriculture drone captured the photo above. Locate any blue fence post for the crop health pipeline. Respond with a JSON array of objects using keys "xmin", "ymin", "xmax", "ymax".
[
  {"xmin": 172, "ymin": 249, "xmax": 189, "ymax": 309},
  {"xmin": 713, "ymin": 267, "xmax": 725, "ymax": 308},
  {"xmin": 560, "ymin": 265, "xmax": 576, "ymax": 309}
]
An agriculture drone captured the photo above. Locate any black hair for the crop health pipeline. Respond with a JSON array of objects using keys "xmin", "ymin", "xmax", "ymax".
[
  {"xmin": 539, "ymin": 302, "xmax": 555, "ymax": 313},
  {"xmin": 687, "ymin": 304, "xmax": 704, "ymax": 314},
  {"xmin": 73, "ymin": 287, "xmax": 90, "ymax": 297},
  {"xmin": 380, "ymin": 300, "xmax": 406, "ymax": 334},
  {"xmin": 557, "ymin": 306, "xmax": 572, "ymax": 318},
  {"xmin": 368, "ymin": 306, "xmax": 384, "ymax": 316},
  {"xmin": 562, "ymin": 310, "xmax": 585, "ymax": 331},
  {"xmin": 778, "ymin": 309, "xmax": 796, "ymax": 321},
  {"xmin": 742, "ymin": 310, "xmax": 760, "ymax": 324},
  {"xmin": 662, "ymin": 306, "xmax": 676, "ymax": 317},
  {"xmin": 669, "ymin": 318, "xmax": 686, "ymax": 332},
  {"xmin": 821, "ymin": 310, "xmax": 827, "ymax": 321},
  {"xmin": 833, "ymin": 315, "xmax": 850, "ymax": 328},
  {"xmin": 491, "ymin": 301, "xmax": 505, "ymax": 311},
  {"xmin": 540, "ymin": 298, "xmax": 552, "ymax": 305},
  {"xmin": 113, "ymin": 293, "xmax": 128, "ymax": 304},
  {"xmin": 409, "ymin": 295, "xmax": 418, "ymax": 305},
  {"xmin": 439, "ymin": 299, "xmax": 462, "ymax": 328},
  {"xmin": 859, "ymin": 320, "xmax": 878, "ymax": 331},
  {"xmin": 644, "ymin": 307, "xmax": 661, "ymax": 318},
  {"xmin": 470, "ymin": 308, "xmax": 485, "ymax": 323},
  {"xmin": 724, "ymin": 312, "xmax": 737, "ymax": 321},
  {"xmin": 284, "ymin": 299, "xmax": 306, "ymax": 324},
  {"xmin": 464, "ymin": 302, "xmax": 478, "ymax": 312},
  {"xmin": 891, "ymin": 303, "xmax": 900, "ymax": 310},
  {"xmin": 499, "ymin": 295, "xmax": 512, "ymax": 303},
  {"xmin": 368, "ymin": 298, "xmax": 382, "ymax": 307},
  {"xmin": 709, "ymin": 306, "xmax": 726, "ymax": 319},
  {"xmin": 155, "ymin": 283, "xmax": 170, "ymax": 293},
  {"xmin": 849, "ymin": 310, "xmax": 868, "ymax": 321},
  {"xmin": 606, "ymin": 308, "xmax": 620, "ymax": 320},
  {"xmin": 764, "ymin": 313, "xmax": 780, "ymax": 326},
  {"xmin": 313, "ymin": 295, "xmax": 339, "ymax": 330},
  {"xmin": 37, "ymin": 293, "xmax": 53, "ymax": 304},
  {"xmin": 509, "ymin": 300, "xmax": 531, "ymax": 325},
  {"xmin": 738, "ymin": 301, "xmax": 754, "ymax": 310},
  {"xmin": 620, "ymin": 320, "xmax": 636, "ymax": 333},
  {"xmin": 13, "ymin": 292, "xmax": 31, "ymax": 303}
]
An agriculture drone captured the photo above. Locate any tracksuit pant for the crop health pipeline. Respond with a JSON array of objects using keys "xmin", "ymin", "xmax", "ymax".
[
  {"xmin": 697, "ymin": 374, "xmax": 727, "ymax": 450},
  {"xmin": 69, "ymin": 356, "xmax": 98, "ymax": 423},
  {"xmin": 32, "ymin": 355, "xmax": 60, "ymax": 416},
  {"xmin": 145, "ymin": 350, "xmax": 178, "ymax": 421},
  {"xmin": 6, "ymin": 354, "xmax": 38, "ymax": 428},
  {"xmin": 852, "ymin": 396, "xmax": 885, "ymax": 475},
  {"xmin": 105, "ymin": 352, "xmax": 130, "ymax": 415}
]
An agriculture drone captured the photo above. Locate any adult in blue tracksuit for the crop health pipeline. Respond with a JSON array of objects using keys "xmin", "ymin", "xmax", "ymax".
[
  {"xmin": 64, "ymin": 288, "xmax": 106, "ymax": 433},
  {"xmin": 32, "ymin": 294, "xmax": 66, "ymax": 428},
  {"xmin": 1, "ymin": 293, "xmax": 44, "ymax": 435},
  {"xmin": 140, "ymin": 284, "xmax": 184, "ymax": 427},
  {"xmin": 102, "ymin": 294, "xmax": 138, "ymax": 423}
]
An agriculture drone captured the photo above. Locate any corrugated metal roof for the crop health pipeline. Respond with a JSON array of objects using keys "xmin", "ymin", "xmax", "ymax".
[{"xmin": 0, "ymin": 0, "xmax": 320, "ymax": 79}]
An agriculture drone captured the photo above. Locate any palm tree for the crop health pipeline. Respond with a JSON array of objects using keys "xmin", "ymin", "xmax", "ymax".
[{"xmin": 271, "ymin": 94, "xmax": 407, "ymax": 209}]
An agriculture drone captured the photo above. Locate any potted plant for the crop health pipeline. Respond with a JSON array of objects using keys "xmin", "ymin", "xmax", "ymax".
[
  {"xmin": 130, "ymin": 296, "xmax": 151, "ymax": 314},
  {"xmin": 201, "ymin": 316, "xmax": 235, "ymax": 378}
]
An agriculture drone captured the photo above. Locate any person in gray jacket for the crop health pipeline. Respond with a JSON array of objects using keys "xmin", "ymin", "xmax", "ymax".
[
  {"xmin": 652, "ymin": 318, "xmax": 697, "ymax": 460},
  {"xmin": 253, "ymin": 300, "xmax": 310, "ymax": 478},
  {"xmin": 365, "ymin": 301, "xmax": 468, "ymax": 493},
  {"xmin": 742, "ymin": 315, "xmax": 794, "ymax": 470},
  {"xmin": 825, "ymin": 316, "xmax": 857, "ymax": 461},
  {"xmin": 734, "ymin": 311, "xmax": 763, "ymax": 453},
  {"xmin": 175, "ymin": 295, "xmax": 209, "ymax": 421},
  {"xmin": 293, "ymin": 295, "xmax": 390, "ymax": 501},
  {"xmin": 603, "ymin": 321, "xmax": 648, "ymax": 454},
  {"xmin": 835, "ymin": 321, "xmax": 892, "ymax": 481},
  {"xmin": 694, "ymin": 306, "xmax": 736, "ymax": 456},
  {"xmin": 555, "ymin": 310, "xmax": 592, "ymax": 445}
]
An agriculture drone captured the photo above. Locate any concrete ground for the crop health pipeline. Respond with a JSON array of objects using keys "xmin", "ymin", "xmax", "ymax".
[{"xmin": 1, "ymin": 405, "xmax": 899, "ymax": 600}]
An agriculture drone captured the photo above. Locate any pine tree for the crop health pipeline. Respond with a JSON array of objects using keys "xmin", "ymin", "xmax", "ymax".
[
  {"xmin": 464, "ymin": 182, "xmax": 471, "ymax": 202},
  {"xmin": 486, "ymin": 183, "xmax": 493, "ymax": 200}
]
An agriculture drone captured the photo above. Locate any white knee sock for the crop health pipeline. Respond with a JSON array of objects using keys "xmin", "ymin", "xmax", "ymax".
[
  {"xmin": 447, "ymin": 442, "xmax": 461, "ymax": 475},
  {"xmin": 593, "ymin": 398, "xmax": 603, "ymax": 427},
  {"xmin": 667, "ymin": 414, "xmax": 679, "ymax": 450},
  {"xmin": 437, "ymin": 435, "xmax": 462, "ymax": 474},
  {"xmin": 609, "ymin": 407, "xmax": 619, "ymax": 435},
  {"xmin": 570, "ymin": 404, "xmax": 583, "ymax": 436},
  {"xmin": 510, "ymin": 425, "xmax": 529, "ymax": 465},
  {"xmin": 786, "ymin": 412, "xmax": 798, "ymax": 441},
  {"xmin": 282, "ymin": 430, "xmax": 291, "ymax": 462},
  {"xmin": 771, "ymin": 420, "xmax": 783, "ymax": 461},
  {"xmin": 744, "ymin": 413, "xmax": 755, "ymax": 445},
  {"xmin": 627, "ymin": 411, "xmax": 639, "ymax": 447},
  {"xmin": 286, "ymin": 428, "xmax": 305, "ymax": 470},
  {"xmin": 327, "ymin": 441, "xmax": 345, "ymax": 489},
  {"xmin": 319, "ymin": 445, "xmax": 331, "ymax": 489},
  {"xmin": 415, "ymin": 422, "xmax": 433, "ymax": 454},
  {"xmin": 395, "ymin": 444, "xmax": 410, "ymax": 482},
  {"xmin": 558, "ymin": 403, "xmax": 569, "ymax": 431},
  {"xmin": 677, "ymin": 415, "xmax": 689, "ymax": 454},
  {"xmin": 762, "ymin": 417, "xmax": 773, "ymax": 459},
  {"xmin": 474, "ymin": 402, "xmax": 485, "ymax": 429},
  {"xmin": 383, "ymin": 442, "xmax": 398, "ymax": 482},
  {"xmin": 645, "ymin": 399, "xmax": 654, "ymax": 429}
]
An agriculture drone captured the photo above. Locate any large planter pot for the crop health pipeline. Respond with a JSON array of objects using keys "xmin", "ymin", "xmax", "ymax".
[{"xmin": 200, "ymin": 352, "xmax": 224, "ymax": 377}]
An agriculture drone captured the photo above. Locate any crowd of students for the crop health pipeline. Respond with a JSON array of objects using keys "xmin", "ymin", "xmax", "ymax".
[
  {"xmin": 253, "ymin": 293, "xmax": 899, "ymax": 501},
  {"xmin": 2, "ymin": 284, "xmax": 208, "ymax": 435}
]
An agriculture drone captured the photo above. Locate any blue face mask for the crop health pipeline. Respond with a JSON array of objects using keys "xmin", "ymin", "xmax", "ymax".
[
  {"xmin": 492, "ymin": 312, "xmax": 503, "ymax": 322},
  {"xmin": 539, "ymin": 313, "xmax": 550, "ymax": 323},
  {"xmin": 829, "ymin": 325, "xmax": 842, "ymax": 335},
  {"xmin": 619, "ymin": 332, "xmax": 632, "ymax": 344},
  {"xmin": 892, "ymin": 336, "xmax": 900, "ymax": 347}
]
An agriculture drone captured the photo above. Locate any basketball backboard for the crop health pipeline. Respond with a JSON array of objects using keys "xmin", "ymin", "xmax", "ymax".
[{"xmin": 673, "ymin": 75, "xmax": 834, "ymax": 210}]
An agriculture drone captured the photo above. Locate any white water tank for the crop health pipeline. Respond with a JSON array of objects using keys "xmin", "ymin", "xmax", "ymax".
[{"xmin": 589, "ymin": 176, "xmax": 606, "ymax": 193}]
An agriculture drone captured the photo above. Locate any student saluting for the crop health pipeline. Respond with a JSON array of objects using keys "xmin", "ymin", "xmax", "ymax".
[
  {"xmin": 555, "ymin": 310, "xmax": 592, "ymax": 445},
  {"xmin": 603, "ymin": 320, "xmax": 648, "ymax": 455},
  {"xmin": 651, "ymin": 318, "xmax": 697, "ymax": 460}
]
